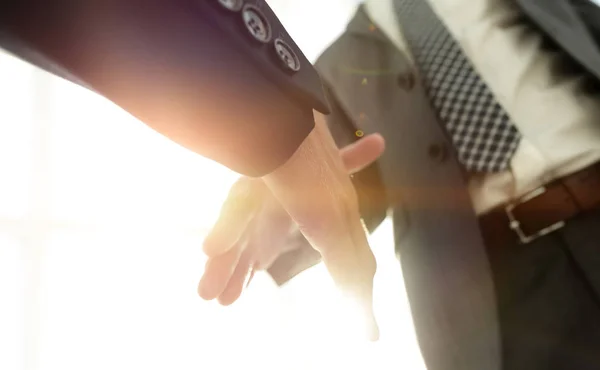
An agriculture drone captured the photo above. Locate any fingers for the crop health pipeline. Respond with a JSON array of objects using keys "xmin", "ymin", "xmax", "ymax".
[
  {"xmin": 340, "ymin": 133, "xmax": 385, "ymax": 174},
  {"xmin": 217, "ymin": 247, "xmax": 254, "ymax": 306},
  {"xmin": 262, "ymin": 112, "xmax": 379, "ymax": 340},
  {"xmin": 204, "ymin": 210, "xmax": 290, "ymax": 306},
  {"xmin": 198, "ymin": 240, "xmax": 245, "ymax": 300},
  {"xmin": 200, "ymin": 176, "xmax": 291, "ymax": 305},
  {"xmin": 202, "ymin": 177, "xmax": 265, "ymax": 257}
]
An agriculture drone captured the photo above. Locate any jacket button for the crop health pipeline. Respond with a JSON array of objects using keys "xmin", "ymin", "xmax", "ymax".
[
  {"xmin": 242, "ymin": 4, "xmax": 272, "ymax": 43},
  {"xmin": 397, "ymin": 72, "xmax": 415, "ymax": 90},
  {"xmin": 428, "ymin": 143, "xmax": 449, "ymax": 162},
  {"xmin": 217, "ymin": 0, "xmax": 244, "ymax": 11},
  {"xmin": 273, "ymin": 38, "xmax": 301, "ymax": 73}
]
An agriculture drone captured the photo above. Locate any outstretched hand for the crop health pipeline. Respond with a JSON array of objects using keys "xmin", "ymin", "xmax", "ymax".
[
  {"xmin": 200, "ymin": 111, "xmax": 384, "ymax": 340},
  {"xmin": 199, "ymin": 132, "xmax": 385, "ymax": 306}
]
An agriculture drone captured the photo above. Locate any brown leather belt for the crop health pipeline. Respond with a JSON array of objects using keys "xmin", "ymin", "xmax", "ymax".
[{"xmin": 479, "ymin": 161, "xmax": 600, "ymax": 246}]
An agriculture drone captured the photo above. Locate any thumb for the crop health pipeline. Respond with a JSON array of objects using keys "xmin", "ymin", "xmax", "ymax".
[{"xmin": 340, "ymin": 133, "xmax": 385, "ymax": 174}]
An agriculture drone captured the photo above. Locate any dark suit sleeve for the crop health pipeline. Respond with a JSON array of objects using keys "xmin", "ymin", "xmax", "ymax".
[
  {"xmin": 0, "ymin": 0, "xmax": 329, "ymax": 177},
  {"xmin": 267, "ymin": 83, "xmax": 388, "ymax": 285}
]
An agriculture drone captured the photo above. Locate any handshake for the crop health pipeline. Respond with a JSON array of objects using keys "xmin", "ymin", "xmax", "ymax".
[
  {"xmin": 0, "ymin": 0, "xmax": 385, "ymax": 340},
  {"xmin": 198, "ymin": 114, "xmax": 385, "ymax": 340}
]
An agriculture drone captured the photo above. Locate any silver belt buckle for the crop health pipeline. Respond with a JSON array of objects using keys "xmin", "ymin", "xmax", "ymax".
[{"xmin": 505, "ymin": 186, "xmax": 566, "ymax": 244}]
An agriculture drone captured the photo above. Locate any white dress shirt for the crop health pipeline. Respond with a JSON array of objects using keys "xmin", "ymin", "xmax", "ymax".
[{"xmin": 365, "ymin": 0, "xmax": 600, "ymax": 214}]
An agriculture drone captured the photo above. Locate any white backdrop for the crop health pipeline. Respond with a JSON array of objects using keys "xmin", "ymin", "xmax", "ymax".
[{"xmin": 0, "ymin": 1, "xmax": 425, "ymax": 369}]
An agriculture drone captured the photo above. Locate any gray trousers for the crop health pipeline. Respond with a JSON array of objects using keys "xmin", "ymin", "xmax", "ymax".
[{"xmin": 482, "ymin": 208, "xmax": 600, "ymax": 370}]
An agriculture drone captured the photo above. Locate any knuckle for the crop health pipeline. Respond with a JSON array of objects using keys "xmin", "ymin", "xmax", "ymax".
[
  {"xmin": 226, "ymin": 178, "xmax": 264, "ymax": 211},
  {"xmin": 229, "ymin": 177, "xmax": 253, "ymax": 198},
  {"xmin": 364, "ymin": 251, "xmax": 377, "ymax": 277}
]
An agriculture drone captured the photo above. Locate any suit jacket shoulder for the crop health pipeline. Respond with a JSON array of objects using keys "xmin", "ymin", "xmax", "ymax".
[{"xmin": 518, "ymin": 0, "xmax": 600, "ymax": 83}]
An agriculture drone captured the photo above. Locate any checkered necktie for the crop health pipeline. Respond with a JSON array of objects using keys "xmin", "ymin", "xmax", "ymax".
[{"xmin": 394, "ymin": 0, "xmax": 521, "ymax": 172}]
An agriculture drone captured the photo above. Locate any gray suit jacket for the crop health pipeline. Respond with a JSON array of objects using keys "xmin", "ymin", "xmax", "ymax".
[
  {"xmin": 269, "ymin": 6, "xmax": 502, "ymax": 370},
  {"xmin": 267, "ymin": 1, "xmax": 600, "ymax": 368}
]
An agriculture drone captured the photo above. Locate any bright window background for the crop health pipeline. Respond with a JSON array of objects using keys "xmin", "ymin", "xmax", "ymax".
[{"xmin": 0, "ymin": 1, "xmax": 426, "ymax": 369}]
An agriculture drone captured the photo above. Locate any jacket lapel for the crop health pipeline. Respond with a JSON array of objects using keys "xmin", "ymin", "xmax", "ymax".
[
  {"xmin": 319, "ymin": 5, "xmax": 416, "ymax": 177},
  {"xmin": 317, "ymin": 5, "xmax": 502, "ymax": 369}
]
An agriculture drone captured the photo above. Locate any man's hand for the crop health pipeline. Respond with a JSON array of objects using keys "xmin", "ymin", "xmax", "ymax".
[
  {"xmin": 199, "ymin": 133, "xmax": 385, "ymax": 301},
  {"xmin": 199, "ymin": 113, "xmax": 384, "ymax": 339}
]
